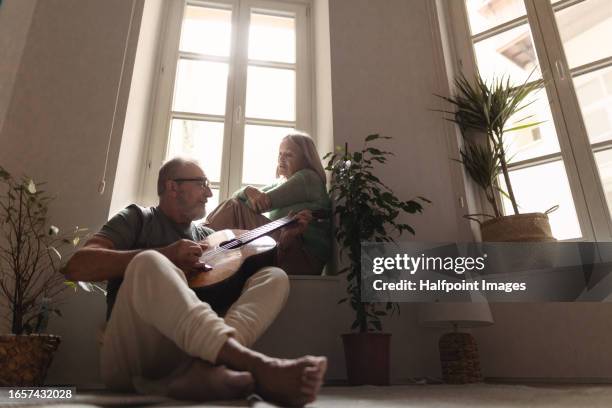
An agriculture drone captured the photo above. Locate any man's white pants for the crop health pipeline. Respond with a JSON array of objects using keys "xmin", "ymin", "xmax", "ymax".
[{"xmin": 100, "ymin": 250, "xmax": 289, "ymax": 394}]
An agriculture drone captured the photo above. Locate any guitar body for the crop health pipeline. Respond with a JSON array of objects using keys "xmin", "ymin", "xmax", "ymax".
[{"xmin": 188, "ymin": 229, "xmax": 277, "ymax": 313}]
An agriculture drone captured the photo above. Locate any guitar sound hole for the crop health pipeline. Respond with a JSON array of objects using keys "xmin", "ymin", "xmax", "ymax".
[{"xmin": 219, "ymin": 238, "xmax": 243, "ymax": 249}]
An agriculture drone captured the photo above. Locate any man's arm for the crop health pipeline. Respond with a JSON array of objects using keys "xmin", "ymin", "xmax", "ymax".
[
  {"xmin": 64, "ymin": 234, "xmax": 208, "ymax": 282},
  {"xmin": 64, "ymin": 235, "xmax": 149, "ymax": 282}
]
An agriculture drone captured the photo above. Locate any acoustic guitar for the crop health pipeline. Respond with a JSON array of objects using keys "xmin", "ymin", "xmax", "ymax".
[{"xmin": 188, "ymin": 210, "xmax": 327, "ymax": 313}]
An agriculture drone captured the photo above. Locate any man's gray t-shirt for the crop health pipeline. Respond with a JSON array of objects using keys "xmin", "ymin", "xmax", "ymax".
[{"xmin": 97, "ymin": 204, "xmax": 213, "ymax": 320}]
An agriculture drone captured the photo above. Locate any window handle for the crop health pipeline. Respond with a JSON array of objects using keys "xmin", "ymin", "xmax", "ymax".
[
  {"xmin": 235, "ymin": 105, "xmax": 242, "ymax": 124},
  {"xmin": 556, "ymin": 60, "xmax": 566, "ymax": 81}
]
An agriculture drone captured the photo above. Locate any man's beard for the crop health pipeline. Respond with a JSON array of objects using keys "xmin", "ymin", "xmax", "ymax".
[{"xmin": 178, "ymin": 194, "xmax": 206, "ymax": 220}]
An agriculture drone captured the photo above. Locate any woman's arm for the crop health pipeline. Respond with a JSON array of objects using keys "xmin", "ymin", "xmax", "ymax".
[
  {"xmin": 265, "ymin": 169, "xmax": 322, "ymax": 210},
  {"xmin": 244, "ymin": 186, "xmax": 271, "ymax": 213}
]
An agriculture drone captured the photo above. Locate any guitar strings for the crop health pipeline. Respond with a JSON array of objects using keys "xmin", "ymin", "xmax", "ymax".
[
  {"xmin": 236, "ymin": 216, "xmax": 292, "ymax": 242},
  {"xmin": 200, "ymin": 216, "xmax": 294, "ymax": 262},
  {"xmin": 199, "ymin": 210, "xmax": 327, "ymax": 262},
  {"xmin": 232, "ymin": 209, "xmax": 326, "ymax": 243},
  {"xmin": 200, "ymin": 221, "xmax": 285, "ymax": 261}
]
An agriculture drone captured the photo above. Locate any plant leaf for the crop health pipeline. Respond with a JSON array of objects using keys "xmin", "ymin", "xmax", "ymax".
[{"xmin": 26, "ymin": 179, "xmax": 36, "ymax": 194}]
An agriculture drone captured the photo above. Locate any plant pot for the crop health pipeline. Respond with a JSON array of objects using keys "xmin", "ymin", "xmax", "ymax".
[
  {"xmin": 341, "ymin": 332, "xmax": 391, "ymax": 385},
  {"xmin": 480, "ymin": 212, "xmax": 555, "ymax": 242},
  {"xmin": 0, "ymin": 334, "xmax": 61, "ymax": 386}
]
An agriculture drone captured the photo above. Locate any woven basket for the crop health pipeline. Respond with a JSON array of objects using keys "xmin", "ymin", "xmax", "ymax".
[
  {"xmin": 480, "ymin": 213, "xmax": 555, "ymax": 242},
  {"xmin": 0, "ymin": 334, "xmax": 61, "ymax": 386},
  {"xmin": 439, "ymin": 332, "xmax": 482, "ymax": 384}
]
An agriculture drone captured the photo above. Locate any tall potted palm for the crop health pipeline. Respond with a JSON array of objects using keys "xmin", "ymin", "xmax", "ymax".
[
  {"xmin": 325, "ymin": 135, "xmax": 429, "ymax": 385},
  {"xmin": 437, "ymin": 72, "xmax": 555, "ymax": 241},
  {"xmin": 0, "ymin": 166, "xmax": 92, "ymax": 386}
]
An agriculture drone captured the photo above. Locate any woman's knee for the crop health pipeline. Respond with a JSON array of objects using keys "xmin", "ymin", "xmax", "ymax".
[{"xmin": 215, "ymin": 197, "xmax": 243, "ymax": 212}]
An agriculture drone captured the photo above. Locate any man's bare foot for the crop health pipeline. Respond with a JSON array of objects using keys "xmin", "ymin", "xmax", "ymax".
[
  {"xmin": 215, "ymin": 338, "xmax": 327, "ymax": 406},
  {"xmin": 167, "ymin": 360, "xmax": 254, "ymax": 402},
  {"xmin": 251, "ymin": 355, "xmax": 327, "ymax": 407}
]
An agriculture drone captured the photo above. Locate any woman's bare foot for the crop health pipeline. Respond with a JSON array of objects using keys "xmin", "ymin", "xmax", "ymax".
[
  {"xmin": 167, "ymin": 360, "xmax": 254, "ymax": 402},
  {"xmin": 251, "ymin": 355, "xmax": 327, "ymax": 407}
]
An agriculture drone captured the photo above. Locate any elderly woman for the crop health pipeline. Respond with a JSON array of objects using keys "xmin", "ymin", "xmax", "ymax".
[{"xmin": 205, "ymin": 133, "xmax": 331, "ymax": 275}]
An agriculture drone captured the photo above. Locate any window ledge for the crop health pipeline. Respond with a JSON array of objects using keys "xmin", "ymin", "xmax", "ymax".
[{"xmin": 288, "ymin": 275, "xmax": 340, "ymax": 281}]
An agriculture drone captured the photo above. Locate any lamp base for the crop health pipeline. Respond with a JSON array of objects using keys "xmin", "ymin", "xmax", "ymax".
[{"xmin": 439, "ymin": 332, "xmax": 482, "ymax": 384}]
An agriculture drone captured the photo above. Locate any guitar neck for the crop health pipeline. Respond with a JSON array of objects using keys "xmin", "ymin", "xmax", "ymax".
[
  {"xmin": 236, "ymin": 216, "xmax": 295, "ymax": 244},
  {"xmin": 235, "ymin": 209, "xmax": 330, "ymax": 244},
  {"xmin": 202, "ymin": 209, "xmax": 330, "ymax": 260}
]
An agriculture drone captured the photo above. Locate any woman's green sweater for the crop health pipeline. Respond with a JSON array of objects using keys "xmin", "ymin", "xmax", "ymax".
[{"xmin": 234, "ymin": 169, "xmax": 332, "ymax": 264}]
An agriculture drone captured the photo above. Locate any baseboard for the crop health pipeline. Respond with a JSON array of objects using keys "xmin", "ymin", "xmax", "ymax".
[{"xmin": 485, "ymin": 377, "xmax": 612, "ymax": 384}]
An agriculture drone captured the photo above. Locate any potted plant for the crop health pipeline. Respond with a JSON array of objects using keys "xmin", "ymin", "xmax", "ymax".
[
  {"xmin": 325, "ymin": 135, "xmax": 429, "ymax": 385},
  {"xmin": 437, "ymin": 72, "xmax": 555, "ymax": 241},
  {"xmin": 0, "ymin": 166, "xmax": 91, "ymax": 386}
]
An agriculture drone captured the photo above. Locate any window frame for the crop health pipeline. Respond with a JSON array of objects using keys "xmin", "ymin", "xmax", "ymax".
[
  {"xmin": 141, "ymin": 0, "xmax": 314, "ymax": 206},
  {"xmin": 445, "ymin": 0, "xmax": 612, "ymax": 241}
]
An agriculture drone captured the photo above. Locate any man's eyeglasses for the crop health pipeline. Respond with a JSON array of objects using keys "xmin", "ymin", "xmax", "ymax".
[{"xmin": 173, "ymin": 177, "xmax": 211, "ymax": 190}]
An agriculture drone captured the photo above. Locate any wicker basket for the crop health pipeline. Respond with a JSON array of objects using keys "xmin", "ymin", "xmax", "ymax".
[
  {"xmin": 480, "ymin": 212, "xmax": 555, "ymax": 242},
  {"xmin": 0, "ymin": 334, "xmax": 61, "ymax": 386},
  {"xmin": 439, "ymin": 332, "xmax": 482, "ymax": 384}
]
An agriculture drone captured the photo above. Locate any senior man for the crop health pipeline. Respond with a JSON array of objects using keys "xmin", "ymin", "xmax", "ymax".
[{"xmin": 64, "ymin": 157, "xmax": 326, "ymax": 406}]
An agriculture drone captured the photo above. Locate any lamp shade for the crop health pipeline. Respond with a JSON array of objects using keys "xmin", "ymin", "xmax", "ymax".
[{"xmin": 418, "ymin": 302, "xmax": 494, "ymax": 329}]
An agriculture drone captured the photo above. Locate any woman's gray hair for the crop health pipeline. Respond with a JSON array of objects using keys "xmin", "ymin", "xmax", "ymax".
[{"xmin": 277, "ymin": 132, "xmax": 327, "ymax": 184}]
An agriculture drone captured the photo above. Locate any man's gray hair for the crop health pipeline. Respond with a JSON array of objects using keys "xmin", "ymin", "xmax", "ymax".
[{"xmin": 157, "ymin": 157, "xmax": 201, "ymax": 196}]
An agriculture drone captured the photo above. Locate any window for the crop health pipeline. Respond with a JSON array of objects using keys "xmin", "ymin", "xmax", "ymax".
[
  {"xmin": 144, "ymin": 0, "xmax": 312, "ymax": 209},
  {"xmin": 448, "ymin": 0, "xmax": 612, "ymax": 241}
]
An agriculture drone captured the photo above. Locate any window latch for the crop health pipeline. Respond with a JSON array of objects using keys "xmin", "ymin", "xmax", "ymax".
[
  {"xmin": 235, "ymin": 105, "xmax": 242, "ymax": 124},
  {"xmin": 555, "ymin": 60, "xmax": 566, "ymax": 81}
]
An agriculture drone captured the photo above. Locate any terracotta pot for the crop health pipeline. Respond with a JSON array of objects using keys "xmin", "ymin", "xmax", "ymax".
[
  {"xmin": 341, "ymin": 332, "xmax": 391, "ymax": 385},
  {"xmin": 480, "ymin": 212, "xmax": 555, "ymax": 242},
  {"xmin": 0, "ymin": 334, "xmax": 61, "ymax": 386}
]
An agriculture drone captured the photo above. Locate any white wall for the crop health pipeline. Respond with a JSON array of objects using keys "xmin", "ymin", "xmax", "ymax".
[
  {"xmin": 0, "ymin": 0, "xmax": 144, "ymax": 385},
  {"xmin": 328, "ymin": 0, "xmax": 473, "ymax": 244},
  {"xmin": 0, "ymin": 0, "xmax": 38, "ymax": 135},
  {"xmin": 109, "ymin": 0, "xmax": 167, "ymax": 217},
  {"xmin": 476, "ymin": 303, "xmax": 612, "ymax": 381},
  {"xmin": 256, "ymin": 278, "xmax": 445, "ymax": 382}
]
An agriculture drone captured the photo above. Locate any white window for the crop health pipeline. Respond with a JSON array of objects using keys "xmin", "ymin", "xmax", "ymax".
[
  {"xmin": 447, "ymin": 0, "xmax": 612, "ymax": 241},
  {"xmin": 143, "ymin": 0, "xmax": 313, "ymax": 209}
]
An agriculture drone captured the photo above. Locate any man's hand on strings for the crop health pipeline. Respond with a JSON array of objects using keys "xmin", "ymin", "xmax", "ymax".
[{"xmin": 161, "ymin": 239, "xmax": 210, "ymax": 276}]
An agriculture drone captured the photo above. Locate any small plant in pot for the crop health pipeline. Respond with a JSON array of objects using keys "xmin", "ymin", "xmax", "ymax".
[
  {"xmin": 437, "ymin": 72, "xmax": 556, "ymax": 242},
  {"xmin": 325, "ymin": 135, "xmax": 429, "ymax": 385},
  {"xmin": 0, "ymin": 166, "xmax": 92, "ymax": 386}
]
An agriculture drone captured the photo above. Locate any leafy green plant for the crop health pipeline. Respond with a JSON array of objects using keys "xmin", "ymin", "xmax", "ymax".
[
  {"xmin": 0, "ymin": 166, "xmax": 91, "ymax": 335},
  {"xmin": 437, "ymin": 72, "xmax": 543, "ymax": 218},
  {"xmin": 456, "ymin": 142, "xmax": 503, "ymax": 219},
  {"xmin": 324, "ymin": 135, "xmax": 429, "ymax": 333}
]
